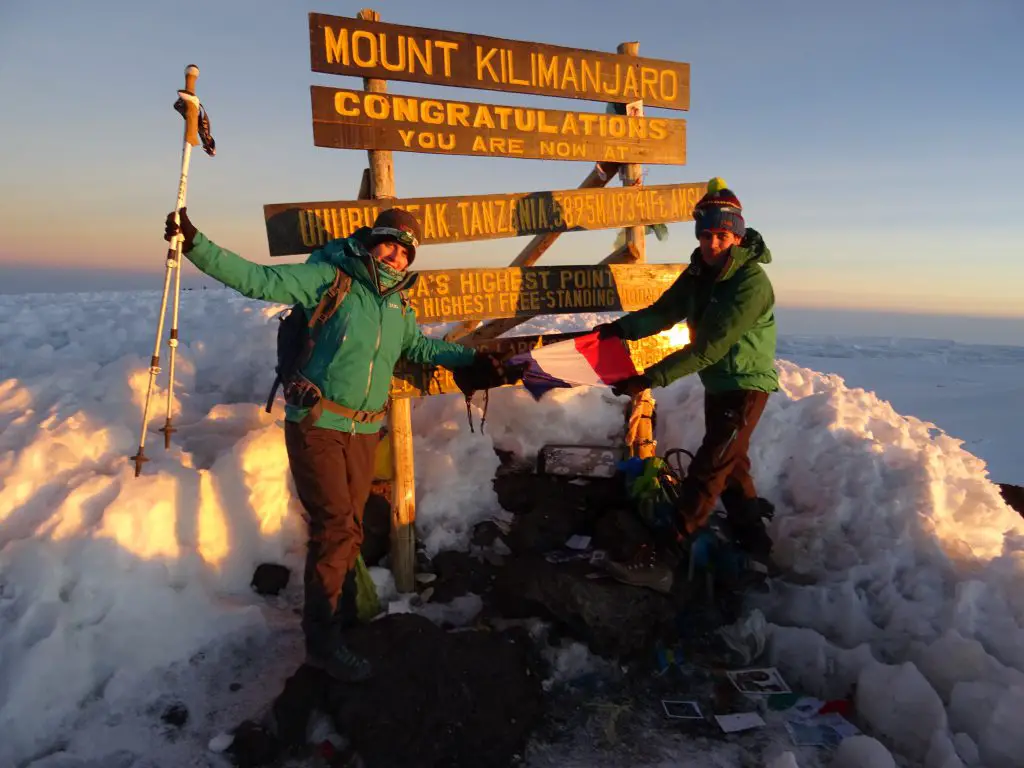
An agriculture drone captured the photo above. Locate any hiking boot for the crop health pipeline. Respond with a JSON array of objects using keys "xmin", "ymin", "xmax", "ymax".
[
  {"xmin": 605, "ymin": 545, "xmax": 674, "ymax": 594},
  {"xmin": 305, "ymin": 643, "xmax": 373, "ymax": 683},
  {"xmin": 721, "ymin": 496, "xmax": 775, "ymax": 564}
]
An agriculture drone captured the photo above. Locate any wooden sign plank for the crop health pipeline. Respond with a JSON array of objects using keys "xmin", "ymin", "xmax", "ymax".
[
  {"xmin": 391, "ymin": 330, "xmax": 689, "ymax": 398},
  {"xmin": 310, "ymin": 85, "xmax": 687, "ymax": 165},
  {"xmin": 405, "ymin": 263, "xmax": 685, "ymax": 324},
  {"xmin": 309, "ymin": 13, "xmax": 690, "ymax": 111},
  {"xmin": 264, "ymin": 182, "xmax": 706, "ymax": 256}
]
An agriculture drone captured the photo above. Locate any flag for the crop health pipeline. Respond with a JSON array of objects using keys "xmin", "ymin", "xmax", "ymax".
[{"xmin": 507, "ymin": 332, "xmax": 640, "ymax": 400}]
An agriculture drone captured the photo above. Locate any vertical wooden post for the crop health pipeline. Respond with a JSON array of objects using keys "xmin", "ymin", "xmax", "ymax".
[
  {"xmin": 616, "ymin": 42, "xmax": 646, "ymax": 266},
  {"xmin": 358, "ymin": 7, "xmax": 416, "ymax": 594},
  {"xmin": 617, "ymin": 40, "xmax": 656, "ymax": 460}
]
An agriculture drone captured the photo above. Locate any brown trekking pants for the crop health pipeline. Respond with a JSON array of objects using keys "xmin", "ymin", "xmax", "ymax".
[
  {"xmin": 677, "ymin": 389, "xmax": 770, "ymax": 533},
  {"xmin": 284, "ymin": 420, "xmax": 380, "ymax": 655}
]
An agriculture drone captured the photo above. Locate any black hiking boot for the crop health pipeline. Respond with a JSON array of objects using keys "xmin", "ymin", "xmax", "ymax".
[{"xmin": 721, "ymin": 495, "xmax": 775, "ymax": 566}]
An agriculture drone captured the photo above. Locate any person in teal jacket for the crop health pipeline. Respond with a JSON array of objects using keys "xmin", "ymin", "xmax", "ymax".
[
  {"xmin": 164, "ymin": 206, "xmax": 501, "ymax": 681},
  {"xmin": 594, "ymin": 178, "xmax": 779, "ymax": 592}
]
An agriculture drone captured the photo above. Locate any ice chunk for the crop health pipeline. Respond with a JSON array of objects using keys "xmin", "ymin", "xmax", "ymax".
[
  {"xmin": 765, "ymin": 751, "xmax": 800, "ymax": 768},
  {"xmin": 952, "ymin": 733, "xmax": 980, "ymax": 767},
  {"xmin": 832, "ymin": 736, "xmax": 896, "ymax": 768},
  {"xmin": 856, "ymin": 660, "xmax": 947, "ymax": 761},
  {"xmin": 925, "ymin": 730, "xmax": 965, "ymax": 768}
]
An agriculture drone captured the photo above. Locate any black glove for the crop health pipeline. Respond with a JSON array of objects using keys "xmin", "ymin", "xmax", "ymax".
[
  {"xmin": 453, "ymin": 351, "xmax": 520, "ymax": 398},
  {"xmin": 593, "ymin": 321, "xmax": 624, "ymax": 340},
  {"xmin": 164, "ymin": 207, "xmax": 198, "ymax": 252},
  {"xmin": 611, "ymin": 374, "xmax": 652, "ymax": 398}
]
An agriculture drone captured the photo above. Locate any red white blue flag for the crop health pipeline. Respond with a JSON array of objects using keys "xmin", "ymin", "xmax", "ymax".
[{"xmin": 508, "ymin": 332, "xmax": 640, "ymax": 400}]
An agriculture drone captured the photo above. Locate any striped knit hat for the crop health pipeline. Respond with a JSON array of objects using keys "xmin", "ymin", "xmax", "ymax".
[{"xmin": 694, "ymin": 177, "xmax": 745, "ymax": 238}]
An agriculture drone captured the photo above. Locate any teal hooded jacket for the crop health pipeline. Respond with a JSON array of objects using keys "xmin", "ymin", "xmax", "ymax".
[
  {"xmin": 616, "ymin": 229, "xmax": 779, "ymax": 393},
  {"xmin": 185, "ymin": 229, "xmax": 476, "ymax": 433}
]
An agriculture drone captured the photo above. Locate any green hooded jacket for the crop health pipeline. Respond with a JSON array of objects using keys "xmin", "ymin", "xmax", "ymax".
[
  {"xmin": 185, "ymin": 229, "xmax": 476, "ymax": 433},
  {"xmin": 616, "ymin": 228, "xmax": 779, "ymax": 393}
]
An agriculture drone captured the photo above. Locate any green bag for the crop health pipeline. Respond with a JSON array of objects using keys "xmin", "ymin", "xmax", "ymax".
[{"xmin": 353, "ymin": 554, "xmax": 381, "ymax": 623}]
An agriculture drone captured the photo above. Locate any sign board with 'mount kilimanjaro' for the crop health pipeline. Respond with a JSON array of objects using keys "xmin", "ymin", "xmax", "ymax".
[
  {"xmin": 264, "ymin": 182, "xmax": 707, "ymax": 256},
  {"xmin": 310, "ymin": 86, "xmax": 687, "ymax": 164},
  {"xmin": 308, "ymin": 13, "xmax": 690, "ymax": 110}
]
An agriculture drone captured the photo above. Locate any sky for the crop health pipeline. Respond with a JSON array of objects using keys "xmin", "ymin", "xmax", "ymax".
[{"xmin": 1, "ymin": 0, "xmax": 1022, "ymax": 320}]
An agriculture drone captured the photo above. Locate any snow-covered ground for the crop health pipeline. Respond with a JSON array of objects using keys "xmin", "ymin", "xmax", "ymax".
[{"xmin": 1, "ymin": 288, "xmax": 1023, "ymax": 768}]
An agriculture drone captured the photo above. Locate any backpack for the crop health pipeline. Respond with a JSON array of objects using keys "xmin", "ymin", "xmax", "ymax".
[{"xmin": 264, "ymin": 267, "xmax": 352, "ymax": 413}]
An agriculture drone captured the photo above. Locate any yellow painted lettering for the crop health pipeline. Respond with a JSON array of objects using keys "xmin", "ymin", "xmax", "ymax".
[
  {"xmin": 379, "ymin": 34, "xmax": 407, "ymax": 72},
  {"xmin": 640, "ymin": 67, "xmax": 659, "ymax": 100},
  {"xmin": 622, "ymin": 66, "xmax": 639, "ymax": 98},
  {"xmin": 435, "ymin": 40, "xmax": 458, "ymax": 77},
  {"xmin": 560, "ymin": 58, "xmax": 579, "ymax": 91},
  {"xmin": 537, "ymin": 112, "xmax": 559, "ymax": 134},
  {"xmin": 334, "ymin": 92, "xmax": 359, "ymax": 116},
  {"xmin": 580, "ymin": 59, "xmax": 600, "ymax": 94},
  {"xmin": 407, "ymin": 37, "xmax": 433, "ymax": 75},
  {"xmin": 446, "ymin": 102, "xmax": 471, "ymax": 127},
  {"xmin": 648, "ymin": 119, "xmax": 669, "ymax": 141},
  {"xmin": 661, "ymin": 71, "xmax": 679, "ymax": 102},
  {"xmin": 493, "ymin": 106, "xmax": 513, "ymax": 130},
  {"xmin": 476, "ymin": 46, "xmax": 500, "ymax": 82},
  {"xmin": 364, "ymin": 94, "xmax": 390, "ymax": 120},
  {"xmin": 421, "ymin": 100, "xmax": 444, "ymax": 125},
  {"xmin": 472, "ymin": 105, "xmax": 495, "ymax": 129},
  {"xmin": 537, "ymin": 54, "xmax": 558, "ymax": 89},
  {"xmin": 324, "ymin": 27, "xmax": 349, "ymax": 65},
  {"xmin": 392, "ymin": 96, "xmax": 419, "ymax": 123},
  {"xmin": 507, "ymin": 51, "xmax": 530, "ymax": 86},
  {"xmin": 351, "ymin": 30, "xmax": 378, "ymax": 68}
]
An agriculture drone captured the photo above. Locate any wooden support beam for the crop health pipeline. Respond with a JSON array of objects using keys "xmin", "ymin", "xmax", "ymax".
[
  {"xmin": 618, "ymin": 39, "xmax": 655, "ymax": 460},
  {"xmin": 616, "ymin": 41, "xmax": 647, "ymax": 266},
  {"xmin": 357, "ymin": 7, "xmax": 415, "ymax": 594},
  {"xmin": 444, "ymin": 161, "xmax": 621, "ymax": 342}
]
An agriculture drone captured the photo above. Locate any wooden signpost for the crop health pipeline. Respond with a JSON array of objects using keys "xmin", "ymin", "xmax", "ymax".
[
  {"xmin": 264, "ymin": 182, "xmax": 705, "ymax": 256},
  {"xmin": 310, "ymin": 85, "xmax": 687, "ymax": 164},
  {"xmin": 308, "ymin": 14, "xmax": 690, "ymax": 110},
  {"xmin": 275, "ymin": 8, "xmax": 694, "ymax": 592},
  {"xmin": 402, "ymin": 263, "xmax": 683, "ymax": 323}
]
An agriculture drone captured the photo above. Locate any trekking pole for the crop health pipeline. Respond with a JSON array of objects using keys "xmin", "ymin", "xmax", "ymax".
[{"xmin": 132, "ymin": 64, "xmax": 215, "ymax": 476}]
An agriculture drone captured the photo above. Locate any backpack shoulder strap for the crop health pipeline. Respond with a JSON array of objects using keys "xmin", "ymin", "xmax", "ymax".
[{"xmin": 307, "ymin": 267, "xmax": 352, "ymax": 333}]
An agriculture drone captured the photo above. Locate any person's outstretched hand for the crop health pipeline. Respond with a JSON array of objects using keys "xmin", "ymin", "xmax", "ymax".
[{"xmin": 164, "ymin": 207, "xmax": 197, "ymax": 252}]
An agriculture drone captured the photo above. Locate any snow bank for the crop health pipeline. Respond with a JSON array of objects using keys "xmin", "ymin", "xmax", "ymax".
[{"xmin": 2, "ymin": 290, "xmax": 1023, "ymax": 767}]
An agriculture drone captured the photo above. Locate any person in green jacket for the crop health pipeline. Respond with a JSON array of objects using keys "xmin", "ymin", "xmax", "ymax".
[
  {"xmin": 164, "ymin": 206, "xmax": 503, "ymax": 681},
  {"xmin": 594, "ymin": 178, "xmax": 779, "ymax": 591}
]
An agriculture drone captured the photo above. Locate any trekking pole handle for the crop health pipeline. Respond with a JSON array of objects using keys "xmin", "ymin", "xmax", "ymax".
[{"xmin": 180, "ymin": 64, "xmax": 201, "ymax": 147}]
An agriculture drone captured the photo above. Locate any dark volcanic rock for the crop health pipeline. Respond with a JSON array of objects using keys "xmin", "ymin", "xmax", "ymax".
[
  {"xmin": 999, "ymin": 483, "xmax": 1024, "ymax": 519},
  {"xmin": 250, "ymin": 563, "xmax": 290, "ymax": 596},
  {"xmin": 429, "ymin": 549, "xmax": 499, "ymax": 603},
  {"xmin": 591, "ymin": 507, "xmax": 658, "ymax": 561},
  {"xmin": 337, "ymin": 614, "xmax": 542, "ymax": 768},
  {"xmin": 160, "ymin": 702, "xmax": 188, "ymax": 728},
  {"xmin": 493, "ymin": 556, "xmax": 675, "ymax": 658},
  {"xmin": 497, "ymin": 474, "xmax": 628, "ymax": 555}
]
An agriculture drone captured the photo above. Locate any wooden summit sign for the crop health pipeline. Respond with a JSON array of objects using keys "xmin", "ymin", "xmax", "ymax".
[
  {"xmin": 391, "ymin": 331, "xmax": 688, "ymax": 399},
  {"xmin": 309, "ymin": 14, "xmax": 690, "ymax": 111},
  {"xmin": 310, "ymin": 86, "xmax": 687, "ymax": 164},
  {"xmin": 403, "ymin": 262, "xmax": 684, "ymax": 324},
  {"xmin": 264, "ymin": 182, "xmax": 706, "ymax": 256}
]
